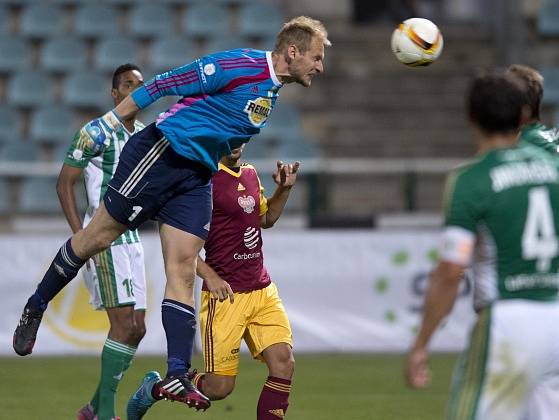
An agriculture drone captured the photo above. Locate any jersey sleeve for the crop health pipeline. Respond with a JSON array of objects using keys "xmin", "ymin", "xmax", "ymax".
[
  {"xmin": 257, "ymin": 174, "xmax": 268, "ymax": 216},
  {"xmin": 63, "ymin": 128, "xmax": 96, "ymax": 168},
  {"xmin": 131, "ymin": 54, "xmax": 238, "ymax": 109},
  {"xmin": 440, "ymin": 169, "xmax": 480, "ymax": 266}
]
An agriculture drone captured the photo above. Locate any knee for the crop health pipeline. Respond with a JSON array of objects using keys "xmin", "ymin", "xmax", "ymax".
[
  {"xmin": 270, "ymin": 350, "xmax": 295, "ymax": 378},
  {"xmin": 207, "ymin": 380, "xmax": 235, "ymax": 400},
  {"xmin": 131, "ymin": 321, "xmax": 146, "ymax": 345},
  {"xmin": 88, "ymin": 232, "xmax": 115, "ymax": 254},
  {"xmin": 109, "ymin": 316, "xmax": 145, "ymax": 346}
]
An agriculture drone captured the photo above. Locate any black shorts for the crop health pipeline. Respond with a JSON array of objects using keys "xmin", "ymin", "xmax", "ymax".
[{"xmin": 104, "ymin": 123, "xmax": 212, "ymax": 240}]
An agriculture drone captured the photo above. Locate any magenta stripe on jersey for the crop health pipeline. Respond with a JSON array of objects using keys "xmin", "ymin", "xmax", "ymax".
[
  {"xmin": 146, "ymin": 73, "xmax": 198, "ymax": 94},
  {"xmin": 146, "ymin": 75, "xmax": 199, "ymax": 95},
  {"xmin": 156, "ymin": 94, "xmax": 209, "ymax": 124},
  {"xmin": 217, "ymin": 57, "xmax": 267, "ymax": 64},
  {"xmin": 221, "ymin": 64, "xmax": 267, "ymax": 70},
  {"xmin": 146, "ymin": 71, "xmax": 198, "ymax": 94},
  {"xmin": 220, "ymin": 68, "xmax": 270, "ymax": 93},
  {"xmin": 145, "ymin": 70, "xmax": 197, "ymax": 91}
]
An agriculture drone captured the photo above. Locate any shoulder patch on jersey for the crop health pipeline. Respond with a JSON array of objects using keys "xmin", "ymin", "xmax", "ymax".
[
  {"xmin": 244, "ymin": 97, "xmax": 272, "ymax": 127},
  {"xmin": 204, "ymin": 63, "xmax": 216, "ymax": 76}
]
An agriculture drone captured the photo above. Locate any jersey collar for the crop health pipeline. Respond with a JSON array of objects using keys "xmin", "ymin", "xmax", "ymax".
[
  {"xmin": 266, "ymin": 51, "xmax": 282, "ymax": 87},
  {"xmin": 218, "ymin": 162, "xmax": 242, "ymax": 178}
]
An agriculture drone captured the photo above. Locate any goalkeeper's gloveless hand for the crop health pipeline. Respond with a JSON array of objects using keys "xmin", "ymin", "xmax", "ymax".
[{"xmin": 76, "ymin": 110, "xmax": 123, "ymax": 154}]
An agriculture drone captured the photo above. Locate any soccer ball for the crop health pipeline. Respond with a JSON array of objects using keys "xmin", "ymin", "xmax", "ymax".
[{"xmin": 391, "ymin": 18, "xmax": 443, "ymax": 67}]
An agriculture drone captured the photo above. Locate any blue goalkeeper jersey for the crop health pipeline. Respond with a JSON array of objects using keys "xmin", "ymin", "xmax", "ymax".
[{"xmin": 131, "ymin": 49, "xmax": 283, "ymax": 172}]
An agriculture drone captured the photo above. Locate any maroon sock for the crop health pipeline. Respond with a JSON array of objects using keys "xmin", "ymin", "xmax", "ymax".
[{"xmin": 257, "ymin": 376, "xmax": 291, "ymax": 419}]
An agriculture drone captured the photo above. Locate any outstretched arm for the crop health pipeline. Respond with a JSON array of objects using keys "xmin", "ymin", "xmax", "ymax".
[{"xmin": 261, "ymin": 161, "xmax": 300, "ymax": 228}]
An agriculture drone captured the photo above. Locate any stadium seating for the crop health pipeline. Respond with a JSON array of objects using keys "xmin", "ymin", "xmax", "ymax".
[
  {"xmin": 182, "ymin": 3, "xmax": 229, "ymax": 38},
  {"xmin": 538, "ymin": 0, "xmax": 559, "ymax": 36},
  {"xmin": 7, "ymin": 71, "xmax": 54, "ymax": 107},
  {"xmin": 30, "ymin": 106, "xmax": 77, "ymax": 145},
  {"xmin": 541, "ymin": 67, "xmax": 559, "ymax": 105},
  {"xmin": 42, "ymin": 38, "xmax": 87, "ymax": 73},
  {"xmin": 20, "ymin": 5, "xmax": 64, "ymax": 39},
  {"xmin": 0, "ymin": 37, "xmax": 32, "ymax": 73},
  {"xmin": 0, "ymin": 142, "xmax": 39, "ymax": 162},
  {"xmin": 129, "ymin": 4, "xmax": 173, "ymax": 39},
  {"xmin": 74, "ymin": 5, "xmax": 120, "ymax": 39},
  {"xmin": 19, "ymin": 177, "xmax": 61, "ymax": 213},
  {"xmin": 0, "ymin": 105, "xmax": 22, "ymax": 144},
  {"xmin": 0, "ymin": 179, "xmax": 9, "ymax": 214},
  {"xmin": 95, "ymin": 38, "xmax": 140, "ymax": 73},
  {"xmin": 0, "ymin": 7, "xmax": 9, "ymax": 35},
  {"xmin": 150, "ymin": 37, "xmax": 196, "ymax": 74},
  {"xmin": 204, "ymin": 34, "xmax": 247, "ymax": 54},
  {"xmin": 63, "ymin": 71, "xmax": 112, "ymax": 110},
  {"xmin": 238, "ymin": 3, "xmax": 284, "ymax": 39}
]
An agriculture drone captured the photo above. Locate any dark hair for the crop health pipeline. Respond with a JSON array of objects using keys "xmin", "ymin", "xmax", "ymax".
[
  {"xmin": 112, "ymin": 63, "xmax": 142, "ymax": 89},
  {"xmin": 506, "ymin": 64, "xmax": 543, "ymax": 120},
  {"xmin": 468, "ymin": 72, "xmax": 526, "ymax": 134}
]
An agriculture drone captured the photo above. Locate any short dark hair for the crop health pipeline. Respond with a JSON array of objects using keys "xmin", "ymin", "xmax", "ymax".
[
  {"xmin": 468, "ymin": 72, "xmax": 526, "ymax": 134},
  {"xmin": 506, "ymin": 64, "xmax": 543, "ymax": 120},
  {"xmin": 112, "ymin": 63, "xmax": 142, "ymax": 89}
]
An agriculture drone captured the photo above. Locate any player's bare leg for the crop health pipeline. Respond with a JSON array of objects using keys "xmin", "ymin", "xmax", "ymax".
[
  {"xmin": 192, "ymin": 373, "xmax": 236, "ymax": 401},
  {"xmin": 258, "ymin": 343, "xmax": 295, "ymax": 419},
  {"xmin": 13, "ymin": 203, "xmax": 126, "ymax": 356},
  {"xmin": 148, "ymin": 223, "xmax": 210, "ymax": 411}
]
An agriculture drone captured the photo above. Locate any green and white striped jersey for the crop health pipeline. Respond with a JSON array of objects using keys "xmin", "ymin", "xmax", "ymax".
[
  {"xmin": 442, "ymin": 142, "xmax": 559, "ymax": 309},
  {"xmin": 63, "ymin": 120, "xmax": 145, "ymax": 245}
]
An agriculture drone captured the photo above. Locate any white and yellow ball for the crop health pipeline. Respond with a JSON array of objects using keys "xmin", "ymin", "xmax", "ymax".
[{"xmin": 391, "ymin": 18, "xmax": 443, "ymax": 67}]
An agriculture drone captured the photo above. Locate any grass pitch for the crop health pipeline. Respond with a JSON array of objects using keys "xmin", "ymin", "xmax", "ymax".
[{"xmin": 1, "ymin": 353, "xmax": 457, "ymax": 419}]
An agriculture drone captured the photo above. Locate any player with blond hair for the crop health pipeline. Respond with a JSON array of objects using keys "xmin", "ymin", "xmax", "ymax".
[{"xmin": 14, "ymin": 15, "xmax": 330, "ymax": 416}]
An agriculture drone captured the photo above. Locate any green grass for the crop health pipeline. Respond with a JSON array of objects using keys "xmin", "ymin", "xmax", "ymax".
[{"xmin": 0, "ymin": 353, "xmax": 457, "ymax": 420}]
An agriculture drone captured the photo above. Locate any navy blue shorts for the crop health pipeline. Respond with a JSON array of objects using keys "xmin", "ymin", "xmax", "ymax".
[{"xmin": 104, "ymin": 123, "xmax": 212, "ymax": 240}]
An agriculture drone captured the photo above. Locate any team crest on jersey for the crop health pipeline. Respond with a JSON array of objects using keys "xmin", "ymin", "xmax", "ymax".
[
  {"xmin": 238, "ymin": 194, "xmax": 255, "ymax": 213},
  {"xmin": 203, "ymin": 63, "xmax": 216, "ymax": 76},
  {"xmin": 244, "ymin": 97, "xmax": 272, "ymax": 127}
]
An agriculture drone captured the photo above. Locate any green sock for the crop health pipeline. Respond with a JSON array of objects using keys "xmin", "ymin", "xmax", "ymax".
[{"xmin": 91, "ymin": 338, "xmax": 137, "ymax": 419}]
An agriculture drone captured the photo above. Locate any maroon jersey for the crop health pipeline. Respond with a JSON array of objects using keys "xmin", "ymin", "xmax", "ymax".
[{"xmin": 203, "ymin": 162, "xmax": 271, "ymax": 292}]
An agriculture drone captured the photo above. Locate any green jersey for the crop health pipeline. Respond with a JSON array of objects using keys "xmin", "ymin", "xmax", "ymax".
[
  {"xmin": 443, "ymin": 142, "xmax": 559, "ymax": 309},
  {"xmin": 63, "ymin": 120, "xmax": 145, "ymax": 245},
  {"xmin": 519, "ymin": 122, "xmax": 559, "ymax": 154}
]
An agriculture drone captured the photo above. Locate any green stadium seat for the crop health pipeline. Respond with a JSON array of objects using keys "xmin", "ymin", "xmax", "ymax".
[
  {"xmin": 95, "ymin": 38, "xmax": 140, "ymax": 73},
  {"xmin": 30, "ymin": 106, "xmax": 77, "ymax": 145},
  {"xmin": 42, "ymin": 38, "xmax": 87, "ymax": 73},
  {"xmin": 0, "ymin": 142, "xmax": 39, "ymax": 162},
  {"xmin": 0, "ymin": 37, "xmax": 32, "ymax": 73},
  {"xmin": 238, "ymin": 3, "xmax": 284, "ymax": 39},
  {"xmin": 150, "ymin": 37, "xmax": 196, "ymax": 73},
  {"xmin": 538, "ymin": 0, "xmax": 559, "ymax": 36},
  {"xmin": 0, "ymin": 105, "xmax": 22, "ymax": 144},
  {"xmin": 7, "ymin": 71, "xmax": 54, "ymax": 107},
  {"xmin": 74, "ymin": 5, "xmax": 120, "ymax": 39},
  {"xmin": 64, "ymin": 71, "xmax": 112, "ymax": 110},
  {"xmin": 19, "ymin": 177, "xmax": 61, "ymax": 213},
  {"xmin": 20, "ymin": 5, "xmax": 65, "ymax": 39},
  {"xmin": 183, "ymin": 3, "xmax": 229, "ymax": 38},
  {"xmin": 541, "ymin": 67, "xmax": 559, "ymax": 105},
  {"xmin": 129, "ymin": 4, "xmax": 173, "ymax": 39}
]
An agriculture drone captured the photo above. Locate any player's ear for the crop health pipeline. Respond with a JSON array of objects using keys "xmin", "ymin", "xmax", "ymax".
[
  {"xmin": 287, "ymin": 44, "xmax": 297, "ymax": 59},
  {"xmin": 110, "ymin": 88, "xmax": 118, "ymax": 101}
]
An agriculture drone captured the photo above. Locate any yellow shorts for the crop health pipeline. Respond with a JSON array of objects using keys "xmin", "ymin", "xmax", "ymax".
[{"xmin": 199, "ymin": 282, "xmax": 292, "ymax": 376}]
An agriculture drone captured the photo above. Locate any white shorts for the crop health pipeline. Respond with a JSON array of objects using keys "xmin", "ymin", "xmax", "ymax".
[
  {"xmin": 447, "ymin": 299, "xmax": 559, "ymax": 420},
  {"xmin": 83, "ymin": 242, "xmax": 147, "ymax": 311}
]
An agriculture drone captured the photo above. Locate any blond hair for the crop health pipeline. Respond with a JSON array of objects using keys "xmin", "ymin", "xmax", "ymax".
[
  {"xmin": 506, "ymin": 64, "xmax": 543, "ymax": 120},
  {"xmin": 274, "ymin": 16, "xmax": 331, "ymax": 53}
]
